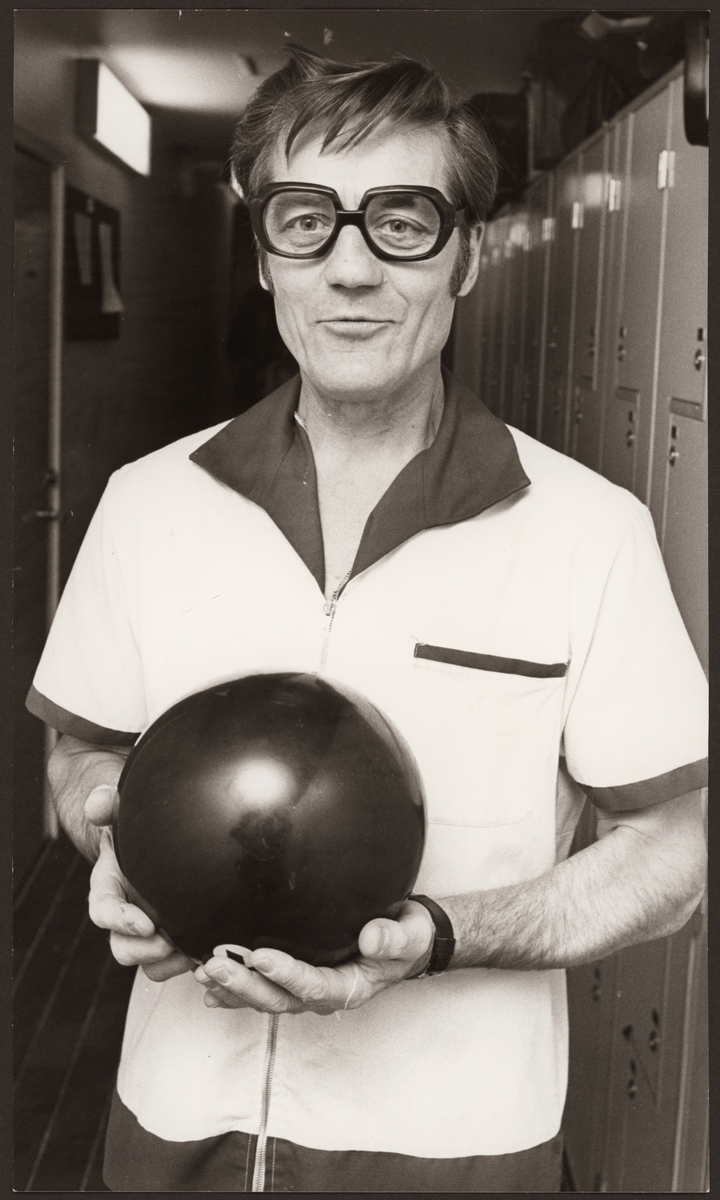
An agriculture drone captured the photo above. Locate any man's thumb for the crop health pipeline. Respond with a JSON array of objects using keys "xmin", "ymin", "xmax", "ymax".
[
  {"xmin": 358, "ymin": 917, "xmax": 408, "ymax": 959},
  {"xmin": 85, "ymin": 784, "xmax": 119, "ymax": 826}
]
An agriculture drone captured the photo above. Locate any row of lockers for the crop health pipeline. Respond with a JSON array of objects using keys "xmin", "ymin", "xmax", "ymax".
[{"xmin": 452, "ymin": 64, "xmax": 708, "ymax": 1193}]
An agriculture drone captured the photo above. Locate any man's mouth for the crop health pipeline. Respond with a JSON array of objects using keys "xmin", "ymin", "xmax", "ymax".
[{"xmin": 318, "ymin": 317, "xmax": 393, "ymax": 335}]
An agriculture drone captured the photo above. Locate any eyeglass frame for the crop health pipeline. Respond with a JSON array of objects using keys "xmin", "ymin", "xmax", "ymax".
[{"xmin": 248, "ymin": 182, "xmax": 467, "ymax": 262}]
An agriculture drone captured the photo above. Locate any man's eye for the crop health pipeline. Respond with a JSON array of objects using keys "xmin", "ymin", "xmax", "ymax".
[
  {"xmin": 371, "ymin": 215, "xmax": 431, "ymax": 246},
  {"xmin": 382, "ymin": 217, "xmax": 424, "ymax": 234},
  {"xmin": 283, "ymin": 213, "xmax": 331, "ymax": 232}
]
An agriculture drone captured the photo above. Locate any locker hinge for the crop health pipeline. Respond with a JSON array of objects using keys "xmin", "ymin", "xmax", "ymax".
[
  {"xmin": 657, "ymin": 149, "xmax": 676, "ymax": 190},
  {"xmin": 608, "ymin": 177, "xmax": 622, "ymax": 212},
  {"xmin": 541, "ymin": 217, "xmax": 556, "ymax": 243},
  {"xmin": 571, "ymin": 201, "xmax": 584, "ymax": 229}
]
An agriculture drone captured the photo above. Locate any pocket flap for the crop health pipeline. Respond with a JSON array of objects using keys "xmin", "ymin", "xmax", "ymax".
[{"xmin": 414, "ymin": 642, "xmax": 567, "ymax": 678}]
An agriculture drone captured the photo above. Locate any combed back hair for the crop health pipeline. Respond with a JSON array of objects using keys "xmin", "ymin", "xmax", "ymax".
[{"xmin": 231, "ymin": 46, "xmax": 498, "ymax": 293}]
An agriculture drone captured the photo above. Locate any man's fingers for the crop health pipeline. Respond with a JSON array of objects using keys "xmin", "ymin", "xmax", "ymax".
[
  {"xmin": 110, "ymin": 929, "xmax": 178, "ymax": 968},
  {"xmin": 88, "ymin": 837, "xmax": 155, "ymax": 937},
  {"xmin": 85, "ymin": 784, "xmax": 120, "ymax": 827},
  {"xmin": 142, "ymin": 950, "xmax": 195, "ymax": 981},
  {"xmin": 195, "ymin": 952, "xmax": 305, "ymax": 1013}
]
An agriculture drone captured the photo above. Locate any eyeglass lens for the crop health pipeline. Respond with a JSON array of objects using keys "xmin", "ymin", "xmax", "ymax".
[{"xmin": 263, "ymin": 190, "xmax": 443, "ymax": 257}]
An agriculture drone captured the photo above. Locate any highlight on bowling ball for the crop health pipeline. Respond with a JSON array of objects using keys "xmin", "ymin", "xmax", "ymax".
[{"xmin": 114, "ymin": 672, "xmax": 426, "ymax": 966}]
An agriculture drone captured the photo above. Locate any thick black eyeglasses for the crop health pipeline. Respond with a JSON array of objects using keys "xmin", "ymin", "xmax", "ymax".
[{"xmin": 249, "ymin": 183, "xmax": 465, "ymax": 262}]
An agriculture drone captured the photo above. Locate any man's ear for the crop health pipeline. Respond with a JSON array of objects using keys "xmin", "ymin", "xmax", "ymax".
[
  {"xmin": 457, "ymin": 224, "xmax": 485, "ymax": 298},
  {"xmin": 257, "ymin": 250, "xmax": 274, "ymax": 295}
]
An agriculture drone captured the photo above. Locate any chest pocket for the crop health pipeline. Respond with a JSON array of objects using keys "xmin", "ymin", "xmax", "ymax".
[{"xmin": 406, "ymin": 643, "xmax": 568, "ymax": 828}]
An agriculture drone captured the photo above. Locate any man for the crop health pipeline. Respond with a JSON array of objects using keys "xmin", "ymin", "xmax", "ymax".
[{"xmin": 29, "ymin": 47, "xmax": 707, "ymax": 1192}]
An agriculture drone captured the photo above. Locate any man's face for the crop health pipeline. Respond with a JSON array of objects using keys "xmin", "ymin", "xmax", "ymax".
[{"xmin": 260, "ymin": 124, "xmax": 482, "ymax": 402}]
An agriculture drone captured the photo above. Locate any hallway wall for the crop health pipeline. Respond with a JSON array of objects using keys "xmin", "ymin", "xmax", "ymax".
[{"xmin": 15, "ymin": 16, "xmax": 238, "ymax": 583}]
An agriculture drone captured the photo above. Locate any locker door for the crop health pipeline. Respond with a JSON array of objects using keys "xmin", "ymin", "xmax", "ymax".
[
  {"xmin": 482, "ymin": 229, "xmax": 504, "ymax": 415},
  {"xmin": 564, "ymin": 799, "xmax": 620, "ymax": 1192},
  {"xmin": 648, "ymin": 75, "xmax": 708, "ymax": 672},
  {"xmin": 451, "ymin": 249, "xmax": 486, "ymax": 398},
  {"xmin": 565, "ymin": 953, "xmax": 619, "ymax": 1191},
  {"xmin": 504, "ymin": 217, "xmax": 529, "ymax": 428},
  {"xmin": 609, "ymin": 85, "xmax": 672, "ymax": 503},
  {"xmin": 672, "ymin": 890, "xmax": 708, "ymax": 1192},
  {"xmin": 475, "ymin": 253, "xmax": 491, "ymax": 403},
  {"xmin": 522, "ymin": 175, "xmax": 553, "ymax": 439},
  {"xmin": 603, "ymin": 921, "xmax": 701, "ymax": 1192},
  {"xmin": 496, "ymin": 233, "xmax": 514, "ymax": 421},
  {"xmin": 657, "ymin": 405, "xmax": 708, "ymax": 670},
  {"xmin": 569, "ymin": 133, "xmax": 608, "ymax": 472},
  {"xmin": 596, "ymin": 118, "xmax": 629, "ymax": 476},
  {"xmin": 539, "ymin": 152, "xmax": 580, "ymax": 452},
  {"xmin": 603, "ymin": 385, "xmax": 639, "ymax": 492}
]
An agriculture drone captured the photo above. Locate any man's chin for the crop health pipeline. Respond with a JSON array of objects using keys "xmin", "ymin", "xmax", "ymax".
[{"xmin": 304, "ymin": 356, "xmax": 410, "ymax": 400}]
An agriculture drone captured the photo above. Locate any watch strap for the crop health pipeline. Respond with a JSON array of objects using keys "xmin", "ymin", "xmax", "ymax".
[{"xmin": 408, "ymin": 893, "xmax": 455, "ymax": 976}]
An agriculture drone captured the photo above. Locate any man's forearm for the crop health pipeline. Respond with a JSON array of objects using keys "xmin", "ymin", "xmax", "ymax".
[
  {"xmin": 441, "ymin": 791, "xmax": 706, "ymax": 971},
  {"xmin": 47, "ymin": 734, "xmax": 132, "ymax": 861}
]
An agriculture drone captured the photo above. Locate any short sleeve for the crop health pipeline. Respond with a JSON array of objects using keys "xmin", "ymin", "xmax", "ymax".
[
  {"xmin": 27, "ymin": 472, "xmax": 148, "ymax": 743},
  {"xmin": 563, "ymin": 500, "xmax": 707, "ymax": 811}
]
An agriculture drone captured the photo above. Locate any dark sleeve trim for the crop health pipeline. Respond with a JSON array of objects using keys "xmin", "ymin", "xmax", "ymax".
[
  {"xmin": 583, "ymin": 758, "xmax": 708, "ymax": 812},
  {"xmin": 414, "ymin": 643, "xmax": 567, "ymax": 678},
  {"xmin": 25, "ymin": 685, "xmax": 139, "ymax": 747}
]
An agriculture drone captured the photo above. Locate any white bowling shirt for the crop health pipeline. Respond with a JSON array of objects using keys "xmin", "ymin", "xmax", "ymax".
[{"xmin": 28, "ymin": 372, "xmax": 707, "ymax": 1158}]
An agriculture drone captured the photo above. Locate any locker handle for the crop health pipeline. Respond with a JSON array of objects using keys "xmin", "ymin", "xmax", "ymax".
[
  {"xmin": 625, "ymin": 431, "xmax": 635, "ymax": 448},
  {"xmin": 694, "ymin": 348, "xmax": 706, "ymax": 370},
  {"xmin": 22, "ymin": 507, "xmax": 61, "ymax": 523},
  {"xmin": 668, "ymin": 446, "xmax": 679, "ymax": 466}
]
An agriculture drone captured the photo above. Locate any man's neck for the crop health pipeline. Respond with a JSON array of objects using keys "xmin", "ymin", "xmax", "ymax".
[
  {"xmin": 297, "ymin": 366, "xmax": 445, "ymax": 465},
  {"xmin": 296, "ymin": 365, "xmax": 445, "ymax": 598}
]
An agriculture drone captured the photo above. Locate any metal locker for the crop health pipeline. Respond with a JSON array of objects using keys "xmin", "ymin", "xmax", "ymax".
[
  {"xmin": 539, "ymin": 151, "xmax": 580, "ymax": 452},
  {"xmin": 569, "ymin": 132, "xmax": 609, "ymax": 472},
  {"xmin": 565, "ymin": 954, "xmax": 619, "ymax": 1191},
  {"xmin": 647, "ymin": 74, "xmax": 708, "ymax": 672},
  {"xmin": 451, "ymin": 249, "xmax": 486, "ymax": 398},
  {"xmin": 605, "ymin": 83, "xmax": 672, "ymax": 503},
  {"xmin": 602, "ymin": 385, "xmax": 639, "ymax": 492},
  {"xmin": 602, "ymin": 920, "xmax": 701, "ymax": 1192},
  {"xmin": 481, "ymin": 225, "xmax": 505, "ymax": 415},
  {"xmin": 655, "ymin": 405, "xmax": 708, "ymax": 672},
  {"xmin": 564, "ymin": 802, "xmax": 621, "ymax": 1192},
  {"xmin": 671, "ymin": 885, "xmax": 708, "ymax": 1193},
  {"xmin": 521, "ymin": 174, "xmax": 554, "ymax": 439},
  {"xmin": 503, "ymin": 214, "xmax": 530, "ymax": 427},
  {"xmin": 596, "ymin": 117, "xmax": 629, "ymax": 477},
  {"xmin": 494, "ymin": 219, "xmax": 516, "ymax": 421}
]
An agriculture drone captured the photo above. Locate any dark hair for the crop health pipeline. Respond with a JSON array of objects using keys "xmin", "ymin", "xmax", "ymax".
[{"xmin": 231, "ymin": 46, "xmax": 498, "ymax": 293}]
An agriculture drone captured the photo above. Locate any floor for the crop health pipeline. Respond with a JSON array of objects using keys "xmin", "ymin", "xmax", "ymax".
[
  {"xmin": 14, "ymin": 832, "xmax": 576, "ymax": 1192},
  {"xmin": 13, "ymin": 833, "xmax": 135, "ymax": 1192}
]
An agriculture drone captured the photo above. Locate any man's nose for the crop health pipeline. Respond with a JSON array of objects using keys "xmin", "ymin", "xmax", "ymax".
[{"xmin": 323, "ymin": 224, "xmax": 384, "ymax": 287}]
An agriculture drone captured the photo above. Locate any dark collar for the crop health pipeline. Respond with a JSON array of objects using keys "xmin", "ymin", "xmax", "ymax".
[{"xmin": 189, "ymin": 369, "xmax": 530, "ymax": 594}]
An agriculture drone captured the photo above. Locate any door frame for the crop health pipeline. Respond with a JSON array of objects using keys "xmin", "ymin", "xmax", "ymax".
[{"xmin": 14, "ymin": 125, "xmax": 65, "ymax": 838}]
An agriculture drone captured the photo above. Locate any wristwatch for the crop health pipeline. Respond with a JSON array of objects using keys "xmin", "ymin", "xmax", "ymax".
[{"xmin": 408, "ymin": 893, "xmax": 455, "ymax": 977}]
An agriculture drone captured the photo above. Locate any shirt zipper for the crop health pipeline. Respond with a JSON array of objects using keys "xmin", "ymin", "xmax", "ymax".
[
  {"xmin": 251, "ymin": 1013, "xmax": 279, "ymax": 1192},
  {"xmin": 251, "ymin": 571, "xmax": 352, "ymax": 1191},
  {"xmin": 318, "ymin": 571, "xmax": 352, "ymax": 674}
]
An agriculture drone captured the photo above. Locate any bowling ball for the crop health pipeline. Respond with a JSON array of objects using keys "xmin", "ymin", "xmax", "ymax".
[{"xmin": 114, "ymin": 672, "xmax": 426, "ymax": 965}]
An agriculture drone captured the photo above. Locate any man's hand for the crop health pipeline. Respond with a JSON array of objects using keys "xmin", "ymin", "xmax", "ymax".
[
  {"xmin": 86, "ymin": 785, "xmax": 194, "ymax": 982},
  {"xmin": 194, "ymin": 900, "xmax": 435, "ymax": 1015}
]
